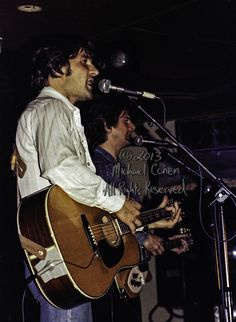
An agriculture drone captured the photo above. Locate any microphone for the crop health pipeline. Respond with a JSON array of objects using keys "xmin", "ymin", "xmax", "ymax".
[
  {"xmin": 98, "ymin": 79, "xmax": 157, "ymax": 99},
  {"xmin": 132, "ymin": 134, "xmax": 177, "ymax": 147}
]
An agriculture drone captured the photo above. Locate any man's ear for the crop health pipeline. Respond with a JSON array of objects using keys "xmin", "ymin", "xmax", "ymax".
[
  {"xmin": 51, "ymin": 64, "xmax": 70, "ymax": 77},
  {"xmin": 104, "ymin": 122, "xmax": 112, "ymax": 134},
  {"xmin": 57, "ymin": 66, "xmax": 67, "ymax": 76},
  {"xmin": 49, "ymin": 68, "xmax": 63, "ymax": 79}
]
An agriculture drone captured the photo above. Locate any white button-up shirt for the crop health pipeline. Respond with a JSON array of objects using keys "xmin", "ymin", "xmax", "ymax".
[{"xmin": 15, "ymin": 86, "xmax": 125, "ymax": 212}]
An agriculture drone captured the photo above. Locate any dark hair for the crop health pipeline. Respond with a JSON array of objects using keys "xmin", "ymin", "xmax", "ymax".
[
  {"xmin": 83, "ymin": 92, "xmax": 135, "ymax": 152},
  {"xmin": 31, "ymin": 35, "xmax": 94, "ymax": 90}
]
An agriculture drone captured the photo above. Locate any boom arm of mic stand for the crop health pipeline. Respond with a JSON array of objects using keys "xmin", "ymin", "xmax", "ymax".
[
  {"xmin": 129, "ymin": 97, "xmax": 236, "ymax": 200},
  {"xmin": 163, "ymin": 150, "xmax": 204, "ymax": 179}
]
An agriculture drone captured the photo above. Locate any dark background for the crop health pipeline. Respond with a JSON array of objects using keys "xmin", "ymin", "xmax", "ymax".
[{"xmin": 1, "ymin": 0, "xmax": 236, "ymax": 321}]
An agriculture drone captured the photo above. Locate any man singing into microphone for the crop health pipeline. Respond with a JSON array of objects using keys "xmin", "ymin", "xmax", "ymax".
[
  {"xmin": 83, "ymin": 92, "xmax": 185, "ymax": 322},
  {"xmin": 14, "ymin": 35, "xmax": 143, "ymax": 322}
]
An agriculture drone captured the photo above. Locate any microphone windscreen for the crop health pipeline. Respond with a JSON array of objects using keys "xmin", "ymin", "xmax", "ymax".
[
  {"xmin": 98, "ymin": 79, "xmax": 111, "ymax": 93},
  {"xmin": 134, "ymin": 136, "xmax": 143, "ymax": 146},
  {"xmin": 130, "ymin": 132, "xmax": 143, "ymax": 146}
]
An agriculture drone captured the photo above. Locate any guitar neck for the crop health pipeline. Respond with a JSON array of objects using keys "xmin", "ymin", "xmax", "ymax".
[
  {"xmin": 163, "ymin": 238, "xmax": 182, "ymax": 251},
  {"xmin": 140, "ymin": 207, "xmax": 171, "ymax": 226},
  {"xmin": 116, "ymin": 207, "xmax": 171, "ymax": 235}
]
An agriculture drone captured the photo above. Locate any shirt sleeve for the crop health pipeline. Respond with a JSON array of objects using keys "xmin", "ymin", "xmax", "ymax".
[{"xmin": 29, "ymin": 99, "xmax": 125, "ymax": 212}]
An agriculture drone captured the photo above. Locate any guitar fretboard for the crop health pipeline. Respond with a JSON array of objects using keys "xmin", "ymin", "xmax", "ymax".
[
  {"xmin": 163, "ymin": 238, "xmax": 182, "ymax": 250},
  {"xmin": 117, "ymin": 207, "xmax": 171, "ymax": 235},
  {"xmin": 163, "ymin": 233, "xmax": 193, "ymax": 251}
]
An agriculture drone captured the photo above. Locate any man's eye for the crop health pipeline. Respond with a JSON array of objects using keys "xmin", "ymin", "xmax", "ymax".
[{"xmin": 81, "ymin": 59, "xmax": 88, "ymax": 65}]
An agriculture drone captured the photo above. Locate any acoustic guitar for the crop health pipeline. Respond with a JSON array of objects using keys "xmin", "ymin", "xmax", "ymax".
[{"xmin": 17, "ymin": 184, "xmax": 174, "ymax": 309}]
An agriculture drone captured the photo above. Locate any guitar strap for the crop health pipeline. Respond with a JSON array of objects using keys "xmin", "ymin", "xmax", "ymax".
[
  {"xmin": 19, "ymin": 235, "xmax": 47, "ymax": 260},
  {"xmin": 10, "ymin": 145, "xmax": 27, "ymax": 204},
  {"xmin": 11, "ymin": 146, "xmax": 47, "ymax": 260}
]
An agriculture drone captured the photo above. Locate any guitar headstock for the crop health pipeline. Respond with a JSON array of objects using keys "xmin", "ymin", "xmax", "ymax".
[
  {"xmin": 179, "ymin": 227, "xmax": 190, "ymax": 234},
  {"xmin": 166, "ymin": 197, "xmax": 187, "ymax": 220},
  {"xmin": 178, "ymin": 227, "xmax": 194, "ymax": 247}
]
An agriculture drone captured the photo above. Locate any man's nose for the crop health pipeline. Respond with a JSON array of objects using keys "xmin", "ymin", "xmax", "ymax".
[
  {"xmin": 129, "ymin": 121, "xmax": 135, "ymax": 131},
  {"xmin": 89, "ymin": 64, "xmax": 99, "ymax": 76},
  {"xmin": 128, "ymin": 125, "xmax": 135, "ymax": 134}
]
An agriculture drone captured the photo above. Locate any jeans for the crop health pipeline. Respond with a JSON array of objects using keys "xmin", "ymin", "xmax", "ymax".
[{"xmin": 25, "ymin": 263, "xmax": 93, "ymax": 322}]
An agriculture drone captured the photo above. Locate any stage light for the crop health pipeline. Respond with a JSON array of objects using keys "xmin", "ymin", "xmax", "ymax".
[
  {"xmin": 17, "ymin": 4, "xmax": 42, "ymax": 12},
  {"xmin": 110, "ymin": 49, "xmax": 128, "ymax": 68}
]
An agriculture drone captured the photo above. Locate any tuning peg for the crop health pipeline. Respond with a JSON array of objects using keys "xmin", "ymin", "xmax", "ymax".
[{"xmin": 179, "ymin": 227, "xmax": 190, "ymax": 234}]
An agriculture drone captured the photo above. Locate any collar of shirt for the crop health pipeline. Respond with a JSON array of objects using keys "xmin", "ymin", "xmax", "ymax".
[
  {"xmin": 39, "ymin": 86, "xmax": 82, "ymax": 126},
  {"xmin": 94, "ymin": 146, "xmax": 117, "ymax": 163}
]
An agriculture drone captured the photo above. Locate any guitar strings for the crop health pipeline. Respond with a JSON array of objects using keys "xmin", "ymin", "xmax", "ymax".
[
  {"xmin": 86, "ymin": 207, "xmax": 172, "ymax": 242},
  {"xmin": 90, "ymin": 207, "xmax": 170, "ymax": 234},
  {"xmin": 89, "ymin": 207, "xmax": 170, "ymax": 233}
]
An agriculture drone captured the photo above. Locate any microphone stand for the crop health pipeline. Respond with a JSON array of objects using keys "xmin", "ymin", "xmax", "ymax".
[{"xmin": 130, "ymin": 97, "xmax": 236, "ymax": 322}]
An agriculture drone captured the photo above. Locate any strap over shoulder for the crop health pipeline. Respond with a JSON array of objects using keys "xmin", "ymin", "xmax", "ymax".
[{"xmin": 10, "ymin": 146, "xmax": 27, "ymax": 178}]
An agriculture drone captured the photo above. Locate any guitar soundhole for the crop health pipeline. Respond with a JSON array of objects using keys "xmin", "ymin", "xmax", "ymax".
[{"xmin": 101, "ymin": 215, "xmax": 120, "ymax": 247}]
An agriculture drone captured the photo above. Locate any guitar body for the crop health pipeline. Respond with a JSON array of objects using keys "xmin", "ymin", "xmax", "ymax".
[{"xmin": 17, "ymin": 185, "xmax": 140, "ymax": 309}]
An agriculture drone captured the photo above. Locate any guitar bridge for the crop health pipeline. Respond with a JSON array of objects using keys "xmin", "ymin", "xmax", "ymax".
[{"xmin": 81, "ymin": 214, "xmax": 99, "ymax": 257}]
